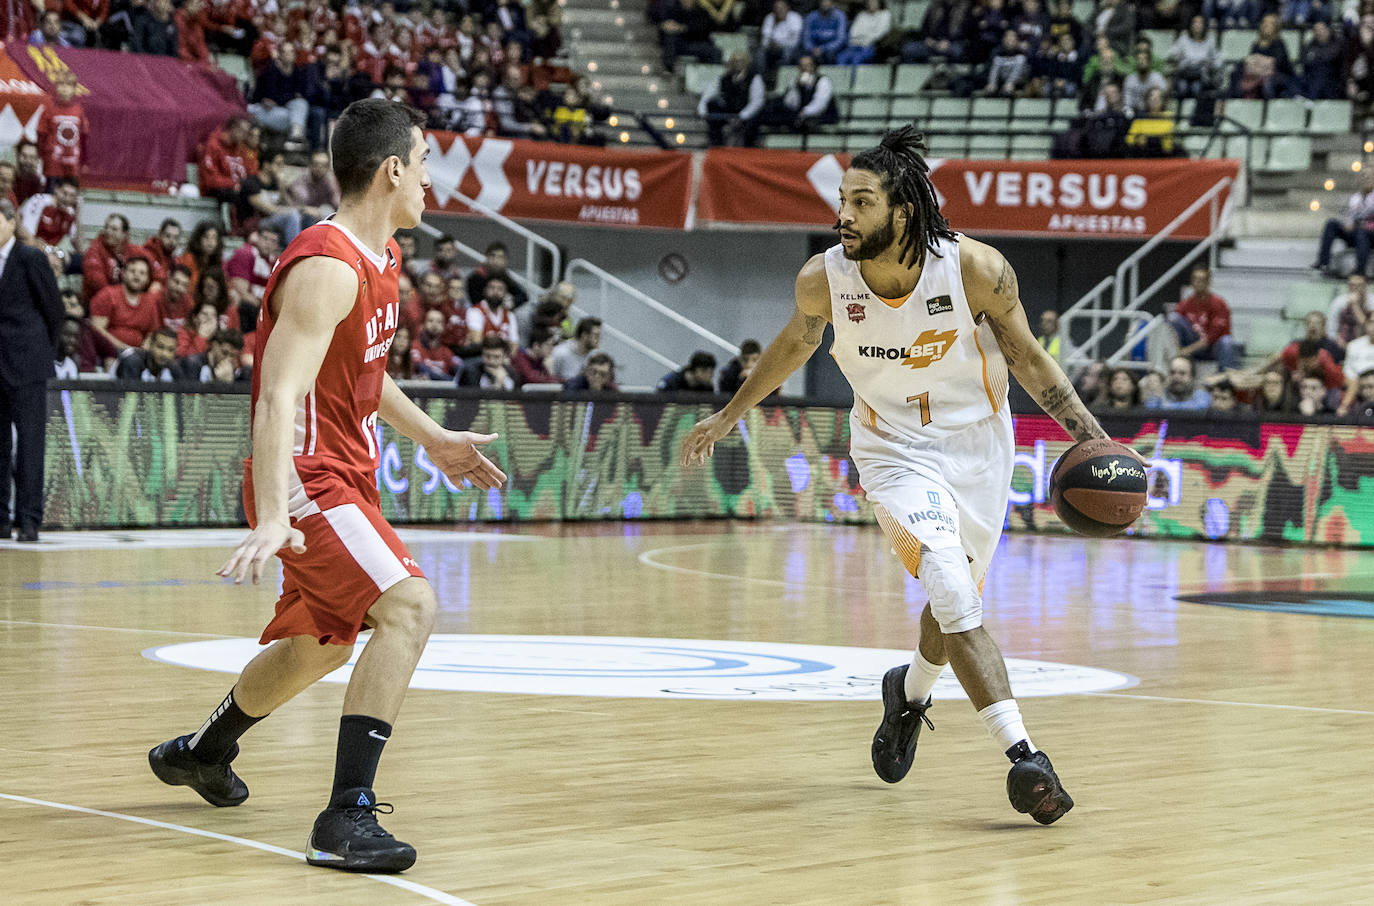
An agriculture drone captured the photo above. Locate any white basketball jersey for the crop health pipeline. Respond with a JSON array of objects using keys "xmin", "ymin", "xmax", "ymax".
[{"xmin": 826, "ymin": 236, "xmax": 1009, "ymax": 442}]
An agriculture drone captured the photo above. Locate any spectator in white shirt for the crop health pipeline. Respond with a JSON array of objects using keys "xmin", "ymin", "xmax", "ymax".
[
  {"xmin": 836, "ymin": 0, "xmax": 890, "ymax": 66},
  {"xmin": 1337, "ymin": 316, "xmax": 1374, "ymax": 414},
  {"xmin": 755, "ymin": 0, "xmax": 804, "ymax": 78},
  {"xmin": 54, "ymin": 318, "xmax": 82, "ymax": 379},
  {"xmin": 551, "ymin": 316, "xmax": 602, "ymax": 381},
  {"xmin": 698, "ymin": 50, "xmax": 766, "ymax": 146}
]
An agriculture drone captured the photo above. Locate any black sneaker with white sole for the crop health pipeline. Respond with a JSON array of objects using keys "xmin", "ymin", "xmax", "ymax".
[
  {"xmin": 871, "ymin": 664, "xmax": 934, "ymax": 784},
  {"xmin": 1006, "ymin": 741, "xmax": 1074, "ymax": 825},
  {"xmin": 148, "ymin": 735, "xmax": 249, "ymax": 807},
  {"xmin": 306, "ymin": 788, "xmax": 417, "ymax": 873}
]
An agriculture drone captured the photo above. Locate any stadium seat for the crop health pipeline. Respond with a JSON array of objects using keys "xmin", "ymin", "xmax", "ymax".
[
  {"xmin": 970, "ymin": 96, "xmax": 1012, "ymax": 124},
  {"xmin": 1012, "ymin": 98, "xmax": 1053, "ymax": 123},
  {"xmin": 684, "ymin": 63, "xmax": 724, "ymax": 95},
  {"xmin": 1176, "ymin": 97, "xmax": 1195, "ymax": 123},
  {"xmin": 217, "ymin": 53, "xmax": 251, "ymax": 84},
  {"xmin": 968, "ymin": 134, "xmax": 1009, "ymax": 159},
  {"xmin": 1219, "ymin": 29, "xmax": 1253, "ymax": 62},
  {"xmin": 889, "ymin": 96, "xmax": 929, "ymax": 124},
  {"xmin": 1280, "ymin": 30, "xmax": 1299, "ymax": 60},
  {"xmin": 1182, "ymin": 132, "xmax": 1215, "ymax": 157},
  {"xmin": 1261, "ymin": 99, "xmax": 1305, "ymax": 134},
  {"xmin": 1261, "ymin": 135, "xmax": 1312, "ymax": 172},
  {"xmin": 1010, "ymin": 134, "xmax": 1052, "ymax": 159},
  {"xmin": 930, "ymin": 97, "xmax": 971, "ymax": 122},
  {"xmin": 762, "ymin": 133, "xmax": 806, "ymax": 149},
  {"xmin": 711, "ymin": 32, "xmax": 750, "ymax": 59},
  {"xmin": 926, "ymin": 134, "xmax": 968, "ymax": 158},
  {"xmin": 1224, "ymin": 134, "xmax": 1268, "ymax": 166},
  {"xmin": 776, "ymin": 65, "xmax": 800, "ymax": 87},
  {"xmin": 899, "ymin": 0, "xmax": 930, "ymax": 28},
  {"xmin": 893, "ymin": 64, "xmax": 933, "ymax": 94},
  {"xmin": 1142, "ymin": 29, "xmax": 1177, "ymax": 52},
  {"xmin": 846, "ymin": 132, "xmax": 883, "ymax": 151},
  {"xmin": 849, "ymin": 97, "xmax": 889, "ymax": 123},
  {"xmin": 1308, "ymin": 100, "xmax": 1352, "ymax": 133},
  {"xmin": 848, "ymin": 64, "xmax": 892, "ymax": 95},
  {"xmin": 1223, "ymin": 98, "xmax": 1265, "ymax": 132}
]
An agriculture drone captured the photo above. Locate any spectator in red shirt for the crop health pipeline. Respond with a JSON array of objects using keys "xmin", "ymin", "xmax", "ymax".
[
  {"xmin": 37, "ymin": 71, "xmax": 88, "ymax": 181},
  {"xmin": 142, "ymin": 217, "xmax": 182, "ymax": 285},
  {"xmin": 158, "ymin": 264, "xmax": 195, "ymax": 330},
  {"xmin": 60, "ymin": 0, "xmax": 106, "ymax": 46},
  {"xmin": 1169, "ymin": 265, "xmax": 1239, "ymax": 371},
  {"xmin": 82, "ymin": 212, "xmax": 135, "ymax": 301},
  {"xmin": 176, "ymin": 300, "xmax": 218, "ymax": 357},
  {"xmin": 1280, "ymin": 338, "xmax": 1345, "ymax": 393},
  {"xmin": 426, "ymin": 233, "xmax": 464, "ymax": 282},
  {"xmin": 89, "ymin": 255, "xmax": 159, "ymax": 352},
  {"xmin": 13, "ymin": 140, "xmax": 44, "ymax": 206},
  {"xmin": 203, "ymin": 0, "xmax": 254, "ymax": 56},
  {"xmin": 19, "ymin": 176, "xmax": 79, "ymax": 250},
  {"xmin": 411, "ymin": 308, "xmax": 457, "ymax": 379},
  {"xmin": 466, "ymin": 241, "xmax": 528, "ymax": 310},
  {"xmin": 223, "ymin": 225, "xmax": 280, "ymax": 330},
  {"xmin": 61, "ymin": 288, "xmax": 109, "ymax": 371},
  {"xmin": 176, "ymin": 0, "xmax": 210, "ymax": 64},
  {"xmin": 197, "ymin": 116, "xmax": 258, "ymax": 214},
  {"xmin": 512, "ymin": 327, "xmax": 559, "ymax": 386},
  {"xmin": 464, "ymin": 274, "xmax": 520, "ymax": 348}
]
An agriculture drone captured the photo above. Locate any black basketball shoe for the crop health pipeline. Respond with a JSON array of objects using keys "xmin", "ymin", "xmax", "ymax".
[
  {"xmin": 306, "ymin": 788, "xmax": 417, "ymax": 873},
  {"xmin": 148, "ymin": 735, "xmax": 249, "ymax": 807},
  {"xmin": 1006, "ymin": 741, "xmax": 1074, "ymax": 825},
  {"xmin": 871, "ymin": 664, "xmax": 935, "ymax": 784}
]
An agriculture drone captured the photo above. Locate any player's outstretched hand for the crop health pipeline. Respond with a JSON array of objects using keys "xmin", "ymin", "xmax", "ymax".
[
  {"xmin": 430, "ymin": 430, "xmax": 507, "ymax": 490},
  {"xmin": 680, "ymin": 412, "xmax": 734, "ymax": 467},
  {"xmin": 217, "ymin": 521, "xmax": 307, "ymax": 585}
]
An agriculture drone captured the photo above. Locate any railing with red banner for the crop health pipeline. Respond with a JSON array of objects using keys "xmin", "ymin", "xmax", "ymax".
[{"xmin": 697, "ymin": 148, "xmax": 1240, "ymax": 240}]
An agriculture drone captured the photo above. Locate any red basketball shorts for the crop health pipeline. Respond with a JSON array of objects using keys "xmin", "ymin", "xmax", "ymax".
[{"xmin": 244, "ymin": 462, "xmax": 426, "ymax": 646}]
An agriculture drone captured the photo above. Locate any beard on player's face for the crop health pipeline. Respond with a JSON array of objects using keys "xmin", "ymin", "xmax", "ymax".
[{"xmin": 836, "ymin": 211, "xmax": 898, "ymax": 261}]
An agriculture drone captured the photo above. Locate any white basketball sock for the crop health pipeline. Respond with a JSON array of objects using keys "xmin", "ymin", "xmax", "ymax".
[
  {"xmin": 977, "ymin": 699, "xmax": 1035, "ymax": 755},
  {"xmin": 903, "ymin": 650, "xmax": 945, "ymax": 704}
]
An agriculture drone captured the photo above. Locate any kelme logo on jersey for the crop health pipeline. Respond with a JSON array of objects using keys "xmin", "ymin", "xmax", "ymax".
[
  {"xmin": 925, "ymin": 295, "xmax": 953, "ymax": 315},
  {"xmin": 856, "ymin": 328, "xmax": 958, "ymax": 370}
]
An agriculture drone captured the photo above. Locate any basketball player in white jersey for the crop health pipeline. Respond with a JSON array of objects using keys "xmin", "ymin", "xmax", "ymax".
[{"xmin": 681, "ymin": 127, "xmax": 1107, "ymax": 824}]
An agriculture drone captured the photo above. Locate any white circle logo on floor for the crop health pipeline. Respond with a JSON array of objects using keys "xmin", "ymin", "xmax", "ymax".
[{"xmin": 144, "ymin": 635, "xmax": 1137, "ymax": 701}]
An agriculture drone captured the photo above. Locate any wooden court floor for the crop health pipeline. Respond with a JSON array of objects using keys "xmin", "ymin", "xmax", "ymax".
[{"xmin": 2, "ymin": 521, "xmax": 1372, "ymax": 905}]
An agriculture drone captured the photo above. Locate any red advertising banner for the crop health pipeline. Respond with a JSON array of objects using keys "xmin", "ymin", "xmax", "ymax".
[
  {"xmin": 424, "ymin": 132, "xmax": 693, "ymax": 229},
  {"xmin": 699, "ymin": 149, "xmax": 1240, "ymax": 240},
  {"xmin": 3, "ymin": 42, "xmax": 244, "ymax": 184}
]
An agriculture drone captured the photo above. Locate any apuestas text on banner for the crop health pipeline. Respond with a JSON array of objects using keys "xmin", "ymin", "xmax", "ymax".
[
  {"xmin": 423, "ymin": 131, "xmax": 693, "ymax": 229},
  {"xmin": 697, "ymin": 148, "xmax": 1240, "ymax": 240}
]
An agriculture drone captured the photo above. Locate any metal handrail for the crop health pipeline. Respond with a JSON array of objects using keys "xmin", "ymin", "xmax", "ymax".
[
  {"xmin": 565, "ymin": 257, "xmax": 741, "ymax": 359},
  {"xmin": 1062, "ymin": 176, "xmax": 1235, "ymax": 368}
]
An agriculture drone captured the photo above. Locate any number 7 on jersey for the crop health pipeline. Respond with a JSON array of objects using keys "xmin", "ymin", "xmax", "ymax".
[{"xmin": 906, "ymin": 392, "xmax": 932, "ymax": 427}]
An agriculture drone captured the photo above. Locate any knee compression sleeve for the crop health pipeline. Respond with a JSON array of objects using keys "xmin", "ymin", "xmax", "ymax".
[{"xmin": 917, "ymin": 544, "xmax": 983, "ymax": 633}]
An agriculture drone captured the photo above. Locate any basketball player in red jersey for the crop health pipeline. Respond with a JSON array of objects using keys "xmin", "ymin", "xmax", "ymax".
[
  {"xmin": 149, "ymin": 99, "xmax": 506, "ymax": 873},
  {"xmin": 681, "ymin": 127, "xmax": 1107, "ymax": 824}
]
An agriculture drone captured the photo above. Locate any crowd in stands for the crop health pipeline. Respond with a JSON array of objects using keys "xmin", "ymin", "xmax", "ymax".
[
  {"xmin": 1048, "ymin": 262, "xmax": 1374, "ymax": 421},
  {"xmin": 678, "ymin": 0, "xmax": 1370, "ymax": 150}
]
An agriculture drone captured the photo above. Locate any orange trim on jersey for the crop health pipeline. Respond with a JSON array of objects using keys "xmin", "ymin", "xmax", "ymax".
[
  {"xmin": 873, "ymin": 503, "xmax": 923, "ymax": 578},
  {"xmin": 854, "ymin": 393, "xmax": 878, "ymax": 428},
  {"xmin": 971, "ymin": 327, "xmax": 1000, "ymax": 413},
  {"xmin": 874, "ymin": 289, "xmax": 913, "ymax": 309}
]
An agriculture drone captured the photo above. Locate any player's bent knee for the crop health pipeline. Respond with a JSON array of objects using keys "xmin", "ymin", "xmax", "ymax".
[
  {"xmin": 367, "ymin": 577, "xmax": 437, "ymax": 638},
  {"xmin": 917, "ymin": 545, "xmax": 983, "ymax": 634}
]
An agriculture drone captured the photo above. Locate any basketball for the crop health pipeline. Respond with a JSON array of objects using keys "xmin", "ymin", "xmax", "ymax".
[{"xmin": 1049, "ymin": 439, "xmax": 1148, "ymax": 537}]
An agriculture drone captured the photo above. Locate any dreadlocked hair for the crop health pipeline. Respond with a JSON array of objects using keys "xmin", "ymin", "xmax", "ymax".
[{"xmin": 849, "ymin": 125, "xmax": 956, "ymax": 269}]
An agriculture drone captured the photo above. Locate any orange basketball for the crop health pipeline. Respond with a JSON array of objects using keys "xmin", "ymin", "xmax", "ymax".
[{"xmin": 1049, "ymin": 439, "xmax": 1148, "ymax": 537}]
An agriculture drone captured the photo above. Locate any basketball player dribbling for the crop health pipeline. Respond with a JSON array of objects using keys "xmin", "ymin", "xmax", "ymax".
[
  {"xmin": 149, "ymin": 100, "xmax": 506, "ymax": 872},
  {"xmin": 681, "ymin": 127, "xmax": 1107, "ymax": 824}
]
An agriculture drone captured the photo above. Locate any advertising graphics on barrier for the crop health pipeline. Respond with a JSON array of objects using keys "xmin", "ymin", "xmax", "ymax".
[{"xmin": 43, "ymin": 386, "xmax": 1374, "ymax": 547}]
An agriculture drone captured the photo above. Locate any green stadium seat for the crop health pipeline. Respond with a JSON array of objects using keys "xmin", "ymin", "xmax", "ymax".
[
  {"xmin": 1223, "ymin": 98, "xmax": 1265, "ymax": 132},
  {"xmin": 216, "ymin": 53, "xmax": 251, "ymax": 84},
  {"xmin": 1182, "ymin": 132, "xmax": 1215, "ymax": 157},
  {"xmin": 893, "ymin": 63, "xmax": 932, "ymax": 94},
  {"xmin": 776, "ymin": 65, "xmax": 800, "ymax": 87},
  {"xmin": 1308, "ymin": 99, "xmax": 1352, "ymax": 133},
  {"xmin": 968, "ymin": 134, "xmax": 1009, "ymax": 158},
  {"xmin": 849, "ymin": 97, "xmax": 889, "ymax": 123},
  {"xmin": 1242, "ymin": 317, "xmax": 1298, "ymax": 357},
  {"xmin": 1223, "ymin": 134, "xmax": 1268, "ymax": 166},
  {"xmin": 1219, "ymin": 29, "xmax": 1253, "ymax": 62},
  {"xmin": 970, "ymin": 96, "xmax": 1012, "ymax": 123},
  {"xmin": 711, "ymin": 32, "xmax": 750, "ymax": 58},
  {"xmin": 926, "ymin": 134, "xmax": 968, "ymax": 158},
  {"xmin": 1286, "ymin": 281, "xmax": 1338, "ymax": 320},
  {"xmin": 890, "ymin": 96, "xmax": 929, "ymax": 123},
  {"xmin": 1072, "ymin": 0, "xmax": 1094, "ymax": 24},
  {"xmin": 1142, "ymin": 29, "xmax": 1177, "ymax": 52},
  {"xmin": 1261, "ymin": 135, "xmax": 1312, "ymax": 172},
  {"xmin": 1262, "ymin": 98, "xmax": 1305, "ymax": 133},
  {"xmin": 846, "ymin": 132, "xmax": 883, "ymax": 151},
  {"xmin": 930, "ymin": 96, "xmax": 970, "ymax": 122},
  {"xmin": 684, "ymin": 63, "xmax": 723, "ymax": 95},
  {"xmin": 1176, "ymin": 97, "xmax": 1195, "ymax": 122},
  {"xmin": 1012, "ymin": 98, "xmax": 1053, "ymax": 122},
  {"xmin": 899, "ymin": 0, "xmax": 930, "ymax": 28},
  {"xmin": 762, "ymin": 133, "xmax": 806, "ymax": 149},
  {"xmin": 847, "ymin": 64, "xmax": 892, "ymax": 95},
  {"xmin": 1280, "ymin": 30, "xmax": 1299, "ymax": 60},
  {"xmin": 1010, "ymin": 134, "xmax": 1052, "ymax": 159}
]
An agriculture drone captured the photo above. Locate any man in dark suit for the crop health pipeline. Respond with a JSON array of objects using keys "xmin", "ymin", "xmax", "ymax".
[{"xmin": 0, "ymin": 199, "xmax": 63, "ymax": 542}]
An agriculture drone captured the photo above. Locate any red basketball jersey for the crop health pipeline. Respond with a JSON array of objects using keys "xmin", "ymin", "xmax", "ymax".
[{"xmin": 248, "ymin": 221, "xmax": 402, "ymax": 506}]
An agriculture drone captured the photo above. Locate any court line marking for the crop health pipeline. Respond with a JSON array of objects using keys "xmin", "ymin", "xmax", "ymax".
[
  {"xmin": 0, "ymin": 793, "xmax": 477, "ymax": 905},
  {"xmin": 1079, "ymin": 692, "xmax": 1374, "ymax": 716},
  {"xmin": 637, "ymin": 542, "xmax": 904, "ymax": 596},
  {"xmin": 0, "ymin": 619, "xmax": 235, "ymax": 638}
]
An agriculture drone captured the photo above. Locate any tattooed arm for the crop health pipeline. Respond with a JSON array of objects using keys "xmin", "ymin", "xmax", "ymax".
[
  {"xmin": 682, "ymin": 253, "xmax": 832, "ymax": 465},
  {"xmin": 962, "ymin": 239, "xmax": 1108, "ymax": 444}
]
